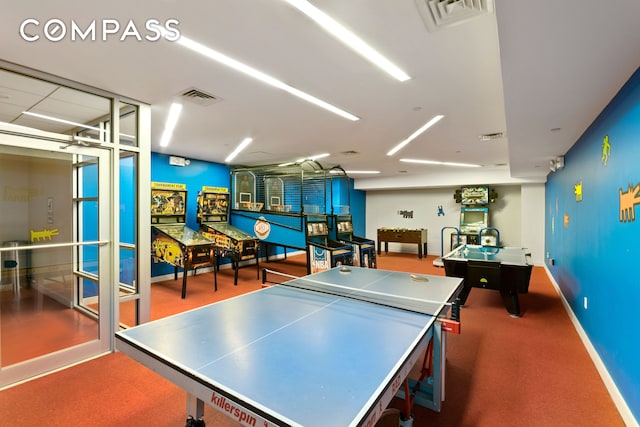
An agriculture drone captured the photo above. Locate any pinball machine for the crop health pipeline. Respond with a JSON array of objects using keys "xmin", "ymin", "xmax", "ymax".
[
  {"xmin": 197, "ymin": 187, "xmax": 259, "ymax": 287},
  {"xmin": 151, "ymin": 182, "xmax": 215, "ymax": 298}
]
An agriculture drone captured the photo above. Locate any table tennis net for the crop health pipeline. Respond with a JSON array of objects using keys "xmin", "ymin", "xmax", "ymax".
[{"xmin": 262, "ymin": 268, "xmax": 452, "ymax": 316}]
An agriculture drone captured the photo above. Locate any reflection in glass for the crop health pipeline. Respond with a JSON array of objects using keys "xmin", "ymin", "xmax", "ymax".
[
  {"xmin": 0, "ymin": 69, "xmax": 110, "ymax": 139},
  {"xmin": 0, "ymin": 148, "xmax": 100, "ymax": 367},
  {"xmin": 1, "ymin": 244, "xmax": 100, "ymax": 366},
  {"xmin": 119, "ymin": 103, "xmax": 138, "ymax": 147}
]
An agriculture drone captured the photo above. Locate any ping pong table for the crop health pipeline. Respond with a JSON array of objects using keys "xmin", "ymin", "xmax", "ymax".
[{"xmin": 115, "ymin": 266, "xmax": 462, "ymax": 427}]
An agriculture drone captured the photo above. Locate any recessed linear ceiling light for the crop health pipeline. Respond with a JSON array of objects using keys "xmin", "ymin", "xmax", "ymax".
[
  {"xmin": 172, "ymin": 34, "xmax": 359, "ymax": 121},
  {"xmin": 329, "ymin": 169, "xmax": 380, "ymax": 175},
  {"xmin": 22, "ymin": 111, "xmax": 103, "ymax": 133},
  {"xmin": 387, "ymin": 115, "xmax": 444, "ymax": 156},
  {"xmin": 278, "ymin": 152, "xmax": 330, "ymax": 167},
  {"xmin": 159, "ymin": 103, "xmax": 183, "ymax": 147},
  {"xmin": 225, "ymin": 137, "xmax": 253, "ymax": 163},
  {"xmin": 343, "ymin": 170, "xmax": 381, "ymax": 174},
  {"xmin": 285, "ymin": 0, "xmax": 410, "ymax": 82},
  {"xmin": 400, "ymin": 158, "xmax": 481, "ymax": 168},
  {"xmin": 21, "ymin": 111, "xmax": 136, "ymax": 140},
  {"xmin": 303, "ymin": 153, "xmax": 330, "ymax": 162}
]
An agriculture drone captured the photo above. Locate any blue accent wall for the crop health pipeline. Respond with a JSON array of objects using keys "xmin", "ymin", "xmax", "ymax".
[
  {"xmin": 349, "ymin": 178, "xmax": 366, "ymax": 237},
  {"xmin": 151, "ymin": 153, "xmax": 230, "ymax": 277},
  {"xmin": 545, "ymin": 67, "xmax": 640, "ymax": 420}
]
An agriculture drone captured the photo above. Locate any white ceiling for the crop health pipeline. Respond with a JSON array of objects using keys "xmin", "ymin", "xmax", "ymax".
[{"xmin": 1, "ymin": 1, "xmax": 639, "ymax": 189}]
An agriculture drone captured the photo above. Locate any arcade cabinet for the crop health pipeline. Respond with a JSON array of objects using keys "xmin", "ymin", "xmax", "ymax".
[
  {"xmin": 150, "ymin": 182, "xmax": 215, "ymax": 298},
  {"xmin": 197, "ymin": 187, "xmax": 260, "ymax": 287},
  {"xmin": 454, "ymin": 186, "xmax": 498, "ymax": 246},
  {"xmin": 333, "ymin": 214, "xmax": 376, "ymax": 268},
  {"xmin": 306, "ymin": 214, "xmax": 353, "ymax": 274},
  {"xmin": 229, "ymin": 160, "xmax": 331, "ymax": 262}
]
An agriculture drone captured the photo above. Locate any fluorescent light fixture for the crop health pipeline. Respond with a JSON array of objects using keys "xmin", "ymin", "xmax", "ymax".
[
  {"xmin": 21, "ymin": 111, "xmax": 137, "ymax": 141},
  {"xmin": 301, "ymin": 153, "xmax": 330, "ymax": 162},
  {"xmin": 225, "ymin": 137, "xmax": 253, "ymax": 163},
  {"xmin": 400, "ymin": 158, "xmax": 481, "ymax": 168},
  {"xmin": 279, "ymin": 153, "xmax": 331, "ymax": 167},
  {"xmin": 172, "ymin": 34, "xmax": 359, "ymax": 121},
  {"xmin": 22, "ymin": 111, "xmax": 105, "ymax": 134},
  {"xmin": 343, "ymin": 170, "xmax": 381, "ymax": 174},
  {"xmin": 285, "ymin": 0, "xmax": 410, "ymax": 82},
  {"xmin": 159, "ymin": 102, "xmax": 183, "ymax": 147},
  {"xmin": 277, "ymin": 161, "xmax": 296, "ymax": 167},
  {"xmin": 387, "ymin": 115, "xmax": 444, "ymax": 156}
]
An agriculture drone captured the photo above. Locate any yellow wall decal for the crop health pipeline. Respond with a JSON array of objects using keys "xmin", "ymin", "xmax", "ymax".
[
  {"xmin": 30, "ymin": 228, "xmax": 59, "ymax": 242},
  {"xmin": 574, "ymin": 181, "xmax": 583, "ymax": 202},
  {"xmin": 602, "ymin": 134, "xmax": 611, "ymax": 166}
]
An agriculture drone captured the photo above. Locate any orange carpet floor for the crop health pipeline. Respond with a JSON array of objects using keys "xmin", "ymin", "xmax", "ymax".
[{"xmin": 0, "ymin": 253, "xmax": 624, "ymax": 426}]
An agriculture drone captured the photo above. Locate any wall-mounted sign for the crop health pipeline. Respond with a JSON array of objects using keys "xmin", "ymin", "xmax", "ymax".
[{"xmin": 254, "ymin": 217, "xmax": 271, "ymax": 239}]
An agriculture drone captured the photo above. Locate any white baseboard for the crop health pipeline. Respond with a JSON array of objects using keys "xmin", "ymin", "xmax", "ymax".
[{"xmin": 544, "ymin": 265, "xmax": 638, "ymax": 427}]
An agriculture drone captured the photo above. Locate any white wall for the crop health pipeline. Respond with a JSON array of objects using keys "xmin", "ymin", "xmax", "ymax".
[
  {"xmin": 520, "ymin": 183, "xmax": 545, "ymax": 265},
  {"xmin": 0, "ymin": 153, "xmax": 71, "ymax": 244},
  {"xmin": 365, "ymin": 184, "xmax": 545, "ymax": 265},
  {"xmin": 0, "ymin": 152, "xmax": 72, "ymax": 298},
  {"xmin": 0, "ymin": 155, "xmax": 30, "ymax": 243}
]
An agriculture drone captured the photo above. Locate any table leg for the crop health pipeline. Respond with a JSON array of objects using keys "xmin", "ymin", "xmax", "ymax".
[
  {"xmin": 181, "ymin": 265, "xmax": 188, "ymax": 299},
  {"xmin": 186, "ymin": 393, "xmax": 204, "ymax": 419},
  {"xmin": 458, "ymin": 283, "xmax": 472, "ymax": 305},
  {"xmin": 262, "ymin": 243, "xmax": 270, "ymax": 263},
  {"xmin": 501, "ymin": 289, "xmax": 521, "ymax": 317},
  {"xmin": 213, "ymin": 256, "xmax": 218, "ymax": 292},
  {"xmin": 418, "ymin": 243, "xmax": 423, "ymax": 259},
  {"xmin": 233, "ymin": 257, "xmax": 239, "ymax": 286}
]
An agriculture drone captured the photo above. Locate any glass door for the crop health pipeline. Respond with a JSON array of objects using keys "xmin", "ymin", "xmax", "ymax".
[{"xmin": 0, "ymin": 132, "xmax": 111, "ymax": 386}]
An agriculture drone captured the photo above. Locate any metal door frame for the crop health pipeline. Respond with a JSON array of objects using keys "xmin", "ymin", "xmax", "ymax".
[{"xmin": 0, "ymin": 126, "xmax": 113, "ymax": 387}]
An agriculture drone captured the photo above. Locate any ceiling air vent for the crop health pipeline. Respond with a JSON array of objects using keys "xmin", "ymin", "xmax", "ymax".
[
  {"xmin": 478, "ymin": 132, "xmax": 504, "ymax": 141},
  {"xmin": 178, "ymin": 87, "xmax": 222, "ymax": 106},
  {"xmin": 415, "ymin": 0, "xmax": 494, "ymax": 32}
]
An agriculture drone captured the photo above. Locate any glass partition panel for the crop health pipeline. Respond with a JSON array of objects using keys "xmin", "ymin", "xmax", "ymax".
[
  {"xmin": 0, "ymin": 69, "xmax": 111, "ymax": 140},
  {"xmin": 1, "ymin": 244, "xmax": 100, "ymax": 366},
  {"xmin": 0, "ymin": 63, "xmax": 148, "ymax": 388},
  {"xmin": 119, "ymin": 150, "xmax": 138, "ymax": 327},
  {"xmin": 119, "ymin": 103, "xmax": 138, "ymax": 147}
]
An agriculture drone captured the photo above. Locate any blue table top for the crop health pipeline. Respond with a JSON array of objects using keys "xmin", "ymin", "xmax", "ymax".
[
  {"xmin": 443, "ymin": 244, "xmax": 530, "ymax": 266},
  {"xmin": 116, "ymin": 267, "xmax": 462, "ymax": 427}
]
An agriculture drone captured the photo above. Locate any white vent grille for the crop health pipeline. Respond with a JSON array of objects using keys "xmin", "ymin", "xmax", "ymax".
[
  {"xmin": 478, "ymin": 132, "xmax": 504, "ymax": 141},
  {"xmin": 178, "ymin": 87, "xmax": 222, "ymax": 106},
  {"xmin": 415, "ymin": 0, "xmax": 494, "ymax": 32}
]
